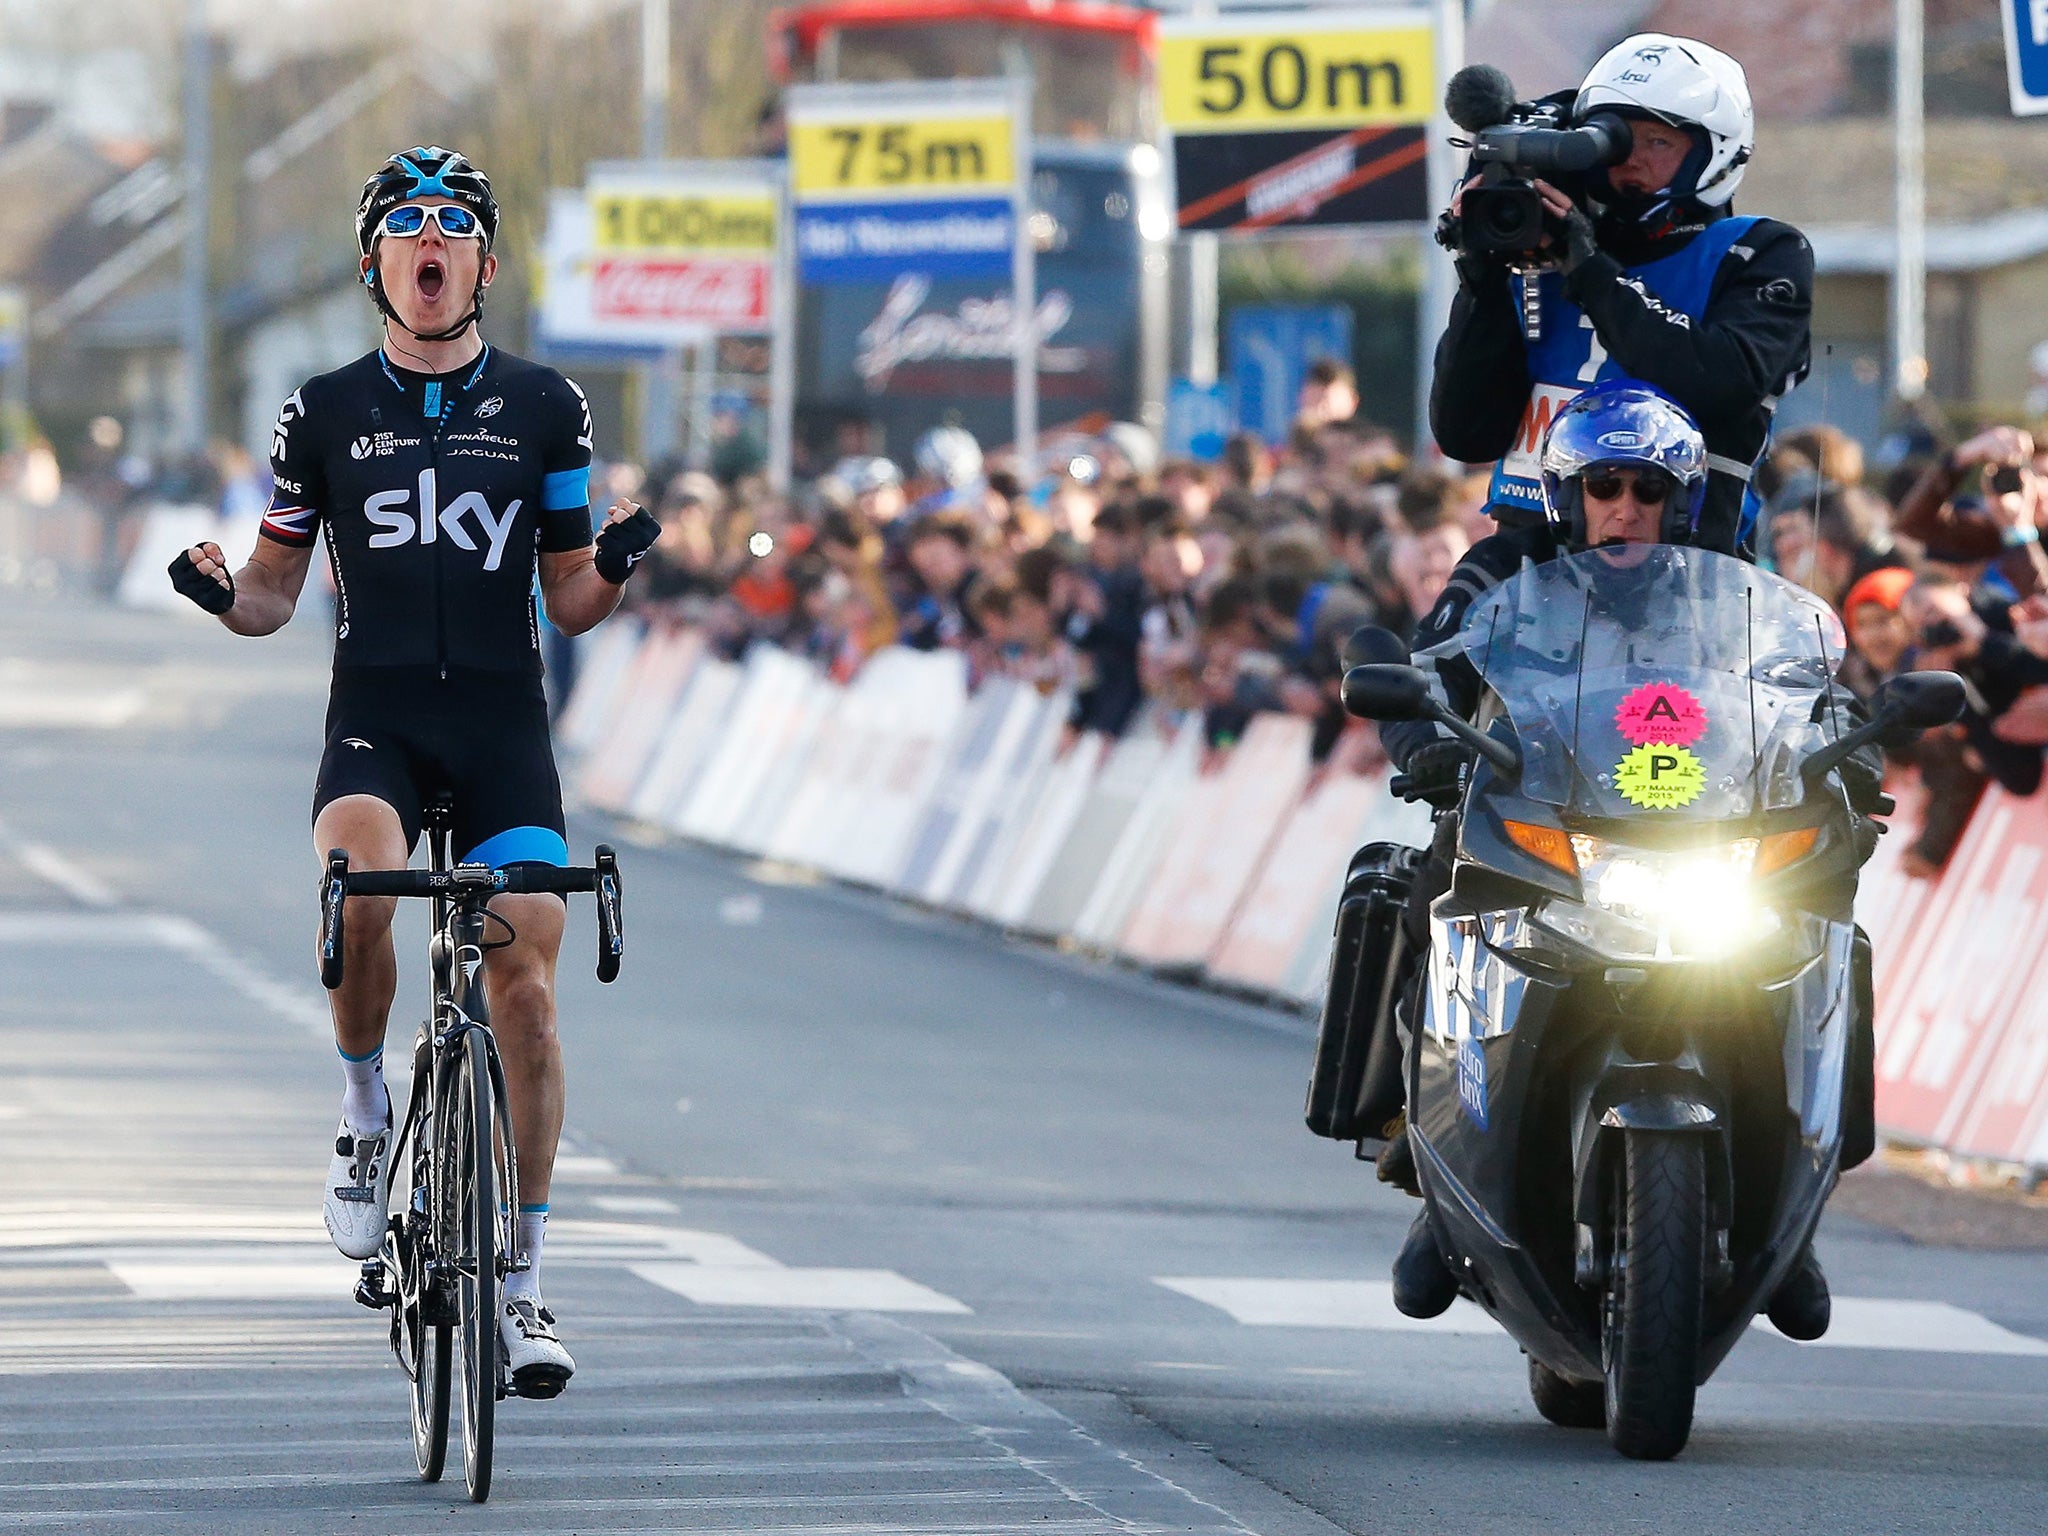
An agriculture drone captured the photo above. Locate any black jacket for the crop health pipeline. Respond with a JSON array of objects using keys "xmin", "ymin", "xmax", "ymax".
[{"xmin": 1430, "ymin": 206, "xmax": 1814, "ymax": 556}]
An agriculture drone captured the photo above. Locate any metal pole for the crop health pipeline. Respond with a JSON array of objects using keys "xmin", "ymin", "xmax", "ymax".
[
  {"xmin": 641, "ymin": 0, "xmax": 670, "ymax": 159},
  {"xmin": 1416, "ymin": 0, "xmax": 1465, "ymax": 452},
  {"xmin": 1893, "ymin": 0, "xmax": 1927, "ymax": 401},
  {"xmin": 688, "ymin": 337, "xmax": 715, "ymax": 469},
  {"xmin": 1012, "ymin": 82, "xmax": 1038, "ymax": 481},
  {"xmin": 180, "ymin": 0, "xmax": 211, "ymax": 460},
  {"xmin": 1188, "ymin": 234, "xmax": 1220, "ymax": 387},
  {"xmin": 636, "ymin": 0, "xmax": 672, "ymax": 465},
  {"xmin": 768, "ymin": 169, "xmax": 795, "ymax": 492},
  {"xmin": 1185, "ymin": 0, "xmax": 1220, "ymax": 390}
]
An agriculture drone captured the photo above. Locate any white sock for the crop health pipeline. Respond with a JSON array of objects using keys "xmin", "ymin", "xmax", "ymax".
[
  {"xmin": 505, "ymin": 1205, "xmax": 548, "ymax": 1303},
  {"xmin": 338, "ymin": 1046, "xmax": 389, "ymax": 1133}
]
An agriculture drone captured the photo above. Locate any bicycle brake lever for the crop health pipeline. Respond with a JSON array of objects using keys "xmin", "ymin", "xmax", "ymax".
[
  {"xmin": 320, "ymin": 849, "xmax": 349, "ymax": 991},
  {"xmin": 595, "ymin": 845, "xmax": 623, "ymax": 983}
]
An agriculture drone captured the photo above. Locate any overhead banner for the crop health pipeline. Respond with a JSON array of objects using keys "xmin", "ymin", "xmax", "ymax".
[
  {"xmin": 1160, "ymin": 8, "xmax": 1434, "ymax": 233},
  {"xmin": 541, "ymin": 162, "xmax": 779, "ymax": 346}
]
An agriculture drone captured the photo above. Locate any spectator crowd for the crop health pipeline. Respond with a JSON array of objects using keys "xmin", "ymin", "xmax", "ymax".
[{"xmin": 34, "ymin": 354, "xmax": 2048, "ymax": 880}]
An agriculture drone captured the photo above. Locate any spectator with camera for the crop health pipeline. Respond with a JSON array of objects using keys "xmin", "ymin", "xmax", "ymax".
[
  {"xmin": 1903, "ymin": 571, "xmax": 2048, "ymax": 798},
  {"xmin": 1893, "ymin": 425, "xmax": 2048, "ymax": 601},
  {"xmin": 1430, "ymin": 35, "xmax": 1812, "ymax": 556}
]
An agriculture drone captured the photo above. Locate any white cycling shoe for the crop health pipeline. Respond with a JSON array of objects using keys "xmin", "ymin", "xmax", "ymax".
[
  {"xmin": 323, "ymin": 1118, "xmax": 392, "ymax": 1261},
  {"xmin": 500, "ymin": 1296, "xmax": 575, "ymax": 1398}
]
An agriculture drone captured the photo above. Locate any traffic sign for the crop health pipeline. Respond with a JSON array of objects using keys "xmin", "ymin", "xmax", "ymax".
[
  {"xmin": 789, "ymin": 112, "xmax": 1016, "ymax": 200},
  {"xmin": 1166, "ymin": 377, "xmax": 1233, "ymax": 462},
  {"xmin": 1159, "ymin": 15, "xmax": 1433, "ymax": 134},
  {"xmin": 2002, "ymin": 0, "xmax": 2048, "ymax": 115},
  {"xmin": 1228, "ymin": 304, "xmax": 1353, "ymax": 445},
  {"xmin": 568, "ymin": 164, "xmax": 781, "ymax": 337},
  {"xmin": 783, "ymin": 78, "xmax": 1037, "ymax": 473},
  {"xmin": 1161, "ymin": 8, "xmax": 1435, "ymax": 233}
]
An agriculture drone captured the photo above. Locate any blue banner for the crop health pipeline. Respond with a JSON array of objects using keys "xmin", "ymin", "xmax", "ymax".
[
  {"xmin": 797, "ymin": 197, "xmax": 1014, "ymax": 284},
  {"xmin": 1228, "ymin": 304, "xmax": 1354, "ymax": 445}
]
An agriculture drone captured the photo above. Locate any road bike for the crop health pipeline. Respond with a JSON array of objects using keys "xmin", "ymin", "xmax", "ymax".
[{"xmin": 319, "ymin": 796, "xmax": 623, "ymax": 1502}]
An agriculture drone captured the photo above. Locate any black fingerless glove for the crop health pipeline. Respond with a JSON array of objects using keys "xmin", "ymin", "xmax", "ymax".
[
  {"xmin": 167, "ymin": 549, "xmax": 235, "ymax": 615},
  {"xmin": 593, "ymin": 505, "xmax": 660, "ymax": 585}
]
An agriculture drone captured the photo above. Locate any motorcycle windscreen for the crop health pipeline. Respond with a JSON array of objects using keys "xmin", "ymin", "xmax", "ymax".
[{"xmin": 1450, "ymin": 547, "xmax": 1846, "ymax": 821}]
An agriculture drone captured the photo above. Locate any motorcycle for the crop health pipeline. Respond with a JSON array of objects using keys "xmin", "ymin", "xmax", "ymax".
[{"xmin": 1336, "ymin": 545, "xmax": 1960, "ymax": 1460}]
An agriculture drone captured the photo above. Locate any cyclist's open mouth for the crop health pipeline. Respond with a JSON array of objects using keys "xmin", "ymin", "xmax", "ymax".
[{"xmin": 417, "ymin": 259, "xmax": 445, "ymax": 302}]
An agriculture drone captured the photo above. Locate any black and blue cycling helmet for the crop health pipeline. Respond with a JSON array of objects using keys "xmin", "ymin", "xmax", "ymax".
[
  {"xmin": 1538, "ymin": 380, "xmax": 1708, "ymax": 550},
  {"xmin": 355, "ymin": 147, "xmax": 499, "ymax": 343},
  {"xmin": 356, "ymin": 146, "xmax": 498, "ymax": 255}
]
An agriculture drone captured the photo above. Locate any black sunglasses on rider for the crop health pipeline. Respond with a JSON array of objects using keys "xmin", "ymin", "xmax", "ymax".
[{"xmin": 1581, "ymin": 469, "xmax": 1675, "ymax": 505}]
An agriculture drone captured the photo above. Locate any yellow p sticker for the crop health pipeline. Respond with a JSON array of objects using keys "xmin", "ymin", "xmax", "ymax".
[{"xmin": 1615, "ymin": 743, "xmax": 1706, "ymax": 810}]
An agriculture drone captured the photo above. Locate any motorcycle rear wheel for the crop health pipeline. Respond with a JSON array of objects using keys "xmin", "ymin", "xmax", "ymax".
[
  {"xmin": 1528, "ymin": 1357, "xmax": 1604, "ymax": 1428},
  {"xmin": 1601, "ymin": 1130, "xmax": 1705, "ymax": 1460}
]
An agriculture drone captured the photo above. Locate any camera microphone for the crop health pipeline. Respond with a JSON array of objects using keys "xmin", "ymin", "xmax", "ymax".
[{"xmin": 1445, "ymin": 64, "xmax": 1519, "ymax": 133}]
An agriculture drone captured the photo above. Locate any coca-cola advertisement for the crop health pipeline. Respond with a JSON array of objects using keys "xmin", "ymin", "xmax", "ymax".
[{"xmin": 592, "ymin": 258, "xmax": 770, "ymax": 328}]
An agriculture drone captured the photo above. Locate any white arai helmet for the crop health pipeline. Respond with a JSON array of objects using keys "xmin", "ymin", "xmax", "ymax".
[{"xmin": 1575, "ymin": 34, "xmax": 1755, "ymax": 208}]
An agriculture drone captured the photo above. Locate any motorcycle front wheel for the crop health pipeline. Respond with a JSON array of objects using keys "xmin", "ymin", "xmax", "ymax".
[{"xmin": 1601, "ymin": 1129, "xmax": 1705, "ymax": 1460}]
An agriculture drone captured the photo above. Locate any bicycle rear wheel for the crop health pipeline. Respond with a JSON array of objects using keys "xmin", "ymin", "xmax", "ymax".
[{"xmin": 453, "ymin": 1026, "xmax": 499, "ymax": 1502}]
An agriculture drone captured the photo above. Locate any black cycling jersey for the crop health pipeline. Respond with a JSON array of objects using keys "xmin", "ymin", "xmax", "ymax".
[{"xmin": 262, "ymin": 346, "xmax": 595, "ymax": 675}]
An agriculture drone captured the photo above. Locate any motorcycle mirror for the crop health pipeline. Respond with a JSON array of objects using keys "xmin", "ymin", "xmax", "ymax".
[
  {"xmin": 1341, "ymin": 624, "xmax": 1410, "ymax": 674},
  {"xmin": 1876, "ymin": 670, "xmax": 1966, "ymax": 731},
  {"xmin": 1342, "ymin": 663, "xmax": 1436, "ymax": 722}
]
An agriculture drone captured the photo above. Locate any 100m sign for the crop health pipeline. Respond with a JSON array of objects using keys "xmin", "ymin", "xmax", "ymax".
[
  {"xmin": 790, "ymin": 116, "xmax": 1015, "ymax": 197},
  {"xmin": 1160, "ymin": 21, "xmax": 1433, "ymax": 133}
]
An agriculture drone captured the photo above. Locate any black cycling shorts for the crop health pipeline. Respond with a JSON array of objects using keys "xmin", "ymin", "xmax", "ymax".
[{"xmin": 312, "ymin": 666, "xmax": 568, "ymax": 868}]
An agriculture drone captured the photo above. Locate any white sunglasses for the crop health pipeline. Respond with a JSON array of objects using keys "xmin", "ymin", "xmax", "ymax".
[{"xmin": 378, "ymin": 203, "xmax": 482, "ymax": 239}]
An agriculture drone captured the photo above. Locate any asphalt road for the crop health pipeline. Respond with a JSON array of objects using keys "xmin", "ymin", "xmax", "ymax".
[{"xmin": 2, "ymin": 589, "xmax": 2046, "ymax": 1533}]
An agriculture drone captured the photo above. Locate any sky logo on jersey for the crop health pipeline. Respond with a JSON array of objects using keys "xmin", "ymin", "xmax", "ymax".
[{"xmin": 364, "ymin": 469, "xmax": 523, "ymax": 572}]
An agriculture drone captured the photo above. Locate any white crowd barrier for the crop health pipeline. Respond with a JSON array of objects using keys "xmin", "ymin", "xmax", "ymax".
[
  {"xmin": 569, "ymin": 628, "xmax": 2048, "ymax": 1178},
  {"xmin": 567, "ymin": 628, "xmax": 1424, "ymax": 1012},
  {"xmin": 118, "ymin": 503, "xmax": 238, "ymax": 611}
]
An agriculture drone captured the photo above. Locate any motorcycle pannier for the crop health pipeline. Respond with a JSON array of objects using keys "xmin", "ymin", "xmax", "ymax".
[{"xmin": 1305, "ymin": 841, "xmax": 1421, "ymax": 1140}]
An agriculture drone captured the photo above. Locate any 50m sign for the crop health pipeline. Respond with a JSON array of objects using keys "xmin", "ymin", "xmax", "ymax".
[{"xmin": 1160, "ymin": 16, "xmax": 1433, "ymax": 133}]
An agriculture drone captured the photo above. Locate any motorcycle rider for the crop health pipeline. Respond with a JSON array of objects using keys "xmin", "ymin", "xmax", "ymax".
[
  {"xmin": 1372, "ymin": 382, "xmax": 1876, "ymax": 1339},
  {"xmin": 1431, "ymin": 34, "xmax": 1812, "ymax": 556}
]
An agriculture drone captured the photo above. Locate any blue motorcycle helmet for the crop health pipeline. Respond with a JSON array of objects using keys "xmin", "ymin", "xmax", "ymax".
[{"xmin": 1538, "ymin": 381, "xmax": 1709, "ymax": 551}]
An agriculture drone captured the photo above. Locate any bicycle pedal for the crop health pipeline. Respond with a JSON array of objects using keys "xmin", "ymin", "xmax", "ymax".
[{"xmin": 353, "ymin": 1260, "xmax": 396, "ymax": 1311}]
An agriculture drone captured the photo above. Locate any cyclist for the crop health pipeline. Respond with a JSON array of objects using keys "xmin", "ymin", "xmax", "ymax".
[{"xmin": 168, "ymin": 146, "xmax": 659, "ymax": 1397}]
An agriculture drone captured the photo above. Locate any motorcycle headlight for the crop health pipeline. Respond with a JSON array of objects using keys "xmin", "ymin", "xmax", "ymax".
[{"xmin": 1534, "ymin": 834, "xmax": 1777, "ymax": 962}]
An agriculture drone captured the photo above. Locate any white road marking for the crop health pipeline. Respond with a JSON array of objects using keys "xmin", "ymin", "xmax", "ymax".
[
  {"xmin": 0, "ymin": 907, "xmax": 330, "ymax": 1037},
  {"xmin": 12, "ymin": 842, "xmax": 117, "ymax": 907},
  {"xmin": 1158, "ymin": 1277, "xmax": 1503, "ymax": 1335},
  {"xmin": 107, "ymin": 1259, "xmax": 359, "ymax": 1300},
  {"xmin": 1163, "ymin": 1278, "xmax": 2048, "ymax": 1357},
  {"xmin": 592, "ymin": 1194, "xmax": 681, "ymax": 1215},
  {"xmin": 550, "ymin": 1151, "xmax": 623, "ymax": 1181},
  {"xmin": 719, "ymin": 892, "xmax": 765, "ymax": 924},
  {"xmin": 1751, "ymin": 1298, "xmax": 2048, "ymax": 1356},
  {"xmin": 0, "ymin": 689, "xmax": 145, "ymax": 729},
  {"xmin": 634, "ymin": 1263, "xmax": 972, "ymax": 1314}
]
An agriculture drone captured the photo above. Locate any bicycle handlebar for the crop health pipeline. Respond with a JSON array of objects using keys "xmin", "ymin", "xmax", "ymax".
[{"xmin": 318, "ymin": 846, "xmax": 625, "ymax": 991}]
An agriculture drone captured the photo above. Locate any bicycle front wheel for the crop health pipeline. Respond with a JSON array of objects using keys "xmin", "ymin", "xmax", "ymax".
[
  {"xmin": 453, "ymin": 1027, "xmax": 499, "ymax": 1503},
  {"xmin": 404, "ymin": 1112, "xmax": 451, "ymax": 1481}
]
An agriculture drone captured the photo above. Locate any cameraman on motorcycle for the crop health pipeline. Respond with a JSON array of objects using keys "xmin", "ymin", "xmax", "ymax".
[
  {"xmin": 1432, "ymin": 34, "xmax": 1812, "ymax": 556},
  {"xmin": 1374, "ymin": 382, "xmax": 1881, "ymax": 1339}
]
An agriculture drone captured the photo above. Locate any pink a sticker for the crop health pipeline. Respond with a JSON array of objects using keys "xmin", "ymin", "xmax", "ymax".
[{"xmin": 1615, "ymin": 682, "xmax": 1707, "ymax": 747}]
